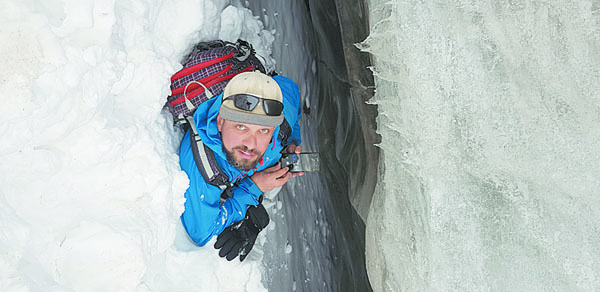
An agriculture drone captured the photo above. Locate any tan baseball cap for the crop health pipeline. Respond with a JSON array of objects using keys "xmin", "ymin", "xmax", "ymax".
[{"xmin": 219, "ymin": 71, "xmax": 284, "ymax": 127}]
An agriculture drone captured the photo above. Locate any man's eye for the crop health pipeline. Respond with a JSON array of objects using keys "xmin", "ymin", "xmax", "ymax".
[
  {"xmin": 236, "ymin": 125, "xmax": 246, "ymax": 130},
  {"xmin": 260, "ymin": 129, "xmax": 270, "ymax": 134}
]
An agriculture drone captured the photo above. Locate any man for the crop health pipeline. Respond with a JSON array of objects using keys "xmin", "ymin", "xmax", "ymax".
[{"xmin": 179, "ymin": 71, "xmax": 302, "ymax": 261}]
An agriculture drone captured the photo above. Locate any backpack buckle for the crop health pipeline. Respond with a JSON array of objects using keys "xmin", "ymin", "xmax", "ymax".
[{"xmin": 234, "ymin": 39, "xmax": 253, "ymax": 62}]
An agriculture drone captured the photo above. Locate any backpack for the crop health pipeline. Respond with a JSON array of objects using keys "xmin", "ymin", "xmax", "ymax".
[
  {"xmin": 166, "ymin": 39, "xmax": 266, "ymax": 123},
  {"xmin": 166, "ymin": 40, "xmax": 290, "ymax": 201}
]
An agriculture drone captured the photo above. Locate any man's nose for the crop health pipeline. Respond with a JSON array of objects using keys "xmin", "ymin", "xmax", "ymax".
[{"xmin": 242, "ymin": 134, "xmax": 257, "ymax": 149}]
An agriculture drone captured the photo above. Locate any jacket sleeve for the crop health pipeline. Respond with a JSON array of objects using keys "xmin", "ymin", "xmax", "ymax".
[
  {"xmin": 288, "ymin": 118, "xmax": 301, "ymax": 146},
  {"xmin": 179, "ymin": 132, "xmax": 263, "ymax": 246},
  {"xmin": 274, "ymin": 75, "xmax": 302, "ymax": 146}
]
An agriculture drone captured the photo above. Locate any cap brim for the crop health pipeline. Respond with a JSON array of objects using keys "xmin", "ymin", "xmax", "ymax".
[{"xmin": 220, "ymin": 105, "xmax": 284, "ymax": 127}]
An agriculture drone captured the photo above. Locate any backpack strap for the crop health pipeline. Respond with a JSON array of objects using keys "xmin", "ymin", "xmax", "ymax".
[
  {"xmin": 184, "ymin": 116, "xmax": 233, "ymax": 202},
  {"xmin": 278, "ymin": 119, "xmax": 292, "ymax": 146}
]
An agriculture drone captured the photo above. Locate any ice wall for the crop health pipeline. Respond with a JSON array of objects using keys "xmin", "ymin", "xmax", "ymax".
[
  {"xmin": 303, "ymin": 0, "xmax": 376, "ymax": 290},
  {"xmin": 360, "ymin": 0, "xmax": 600, "ymax": 291}
]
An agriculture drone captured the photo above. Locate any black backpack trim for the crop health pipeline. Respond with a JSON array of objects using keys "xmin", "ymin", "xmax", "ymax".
[
  {"xmin": 184, "ymin": 115, "xmax": 233, "ymax": 202},
  {"xmin": 278, "ymin": 119, "xmax": 292, "ymax": 146}
]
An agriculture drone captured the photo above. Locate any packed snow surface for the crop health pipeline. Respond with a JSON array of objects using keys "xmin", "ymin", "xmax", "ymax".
[{"xmin": 1, "ymin": 1, "xmax": 289, "ymax": 291}]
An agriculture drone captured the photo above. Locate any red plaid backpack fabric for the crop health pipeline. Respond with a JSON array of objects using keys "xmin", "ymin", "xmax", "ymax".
[{"xmin": 166, "ymin": 40, "xmax": 266, "ymax": 123}]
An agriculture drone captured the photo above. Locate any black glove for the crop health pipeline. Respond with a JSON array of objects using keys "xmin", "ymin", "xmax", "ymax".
[{"xmin": 214, "ymin": 203, "xmax": 270, "ymax": 261}]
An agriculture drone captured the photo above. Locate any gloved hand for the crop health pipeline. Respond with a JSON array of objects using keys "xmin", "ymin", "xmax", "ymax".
[{"xmin": 214, "ymin": 203, "xmax": 270, "ymax": 261}]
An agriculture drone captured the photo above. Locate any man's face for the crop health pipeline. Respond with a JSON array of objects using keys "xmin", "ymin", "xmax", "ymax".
[{"xmin": 217, "ymin": 115, "xmax": 276, "ymax": 170}]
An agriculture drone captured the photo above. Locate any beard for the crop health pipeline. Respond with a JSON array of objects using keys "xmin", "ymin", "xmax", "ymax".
[{"xmin": 222, "ymin": 144, "xmax": 263, "ymax": 171}]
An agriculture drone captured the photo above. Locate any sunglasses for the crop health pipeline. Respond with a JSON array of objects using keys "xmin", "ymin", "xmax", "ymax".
[{"xmin": 223, "ymin": 94, "xmax": 284, "ymax": 116}]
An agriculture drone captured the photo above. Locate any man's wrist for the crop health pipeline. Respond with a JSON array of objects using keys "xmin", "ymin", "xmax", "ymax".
[{"xmin": 238, "ymin": 176, "xmax": 263, "ymax": 199}]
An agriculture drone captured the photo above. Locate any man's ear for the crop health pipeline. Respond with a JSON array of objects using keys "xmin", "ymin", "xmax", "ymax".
[{"xmin": 216, "ymin": 114, "xmax": 224, "ymax": 132}]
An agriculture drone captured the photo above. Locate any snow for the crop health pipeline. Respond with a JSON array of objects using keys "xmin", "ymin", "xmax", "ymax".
[{"xmin": 0, "ymin": 0, "xmax": 285, "ymax": 291}]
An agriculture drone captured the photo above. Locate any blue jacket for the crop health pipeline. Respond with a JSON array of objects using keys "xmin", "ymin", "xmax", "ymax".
[{"xmin": 179, "ymin": 75, "xmax": 302, "ymax": 246}]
